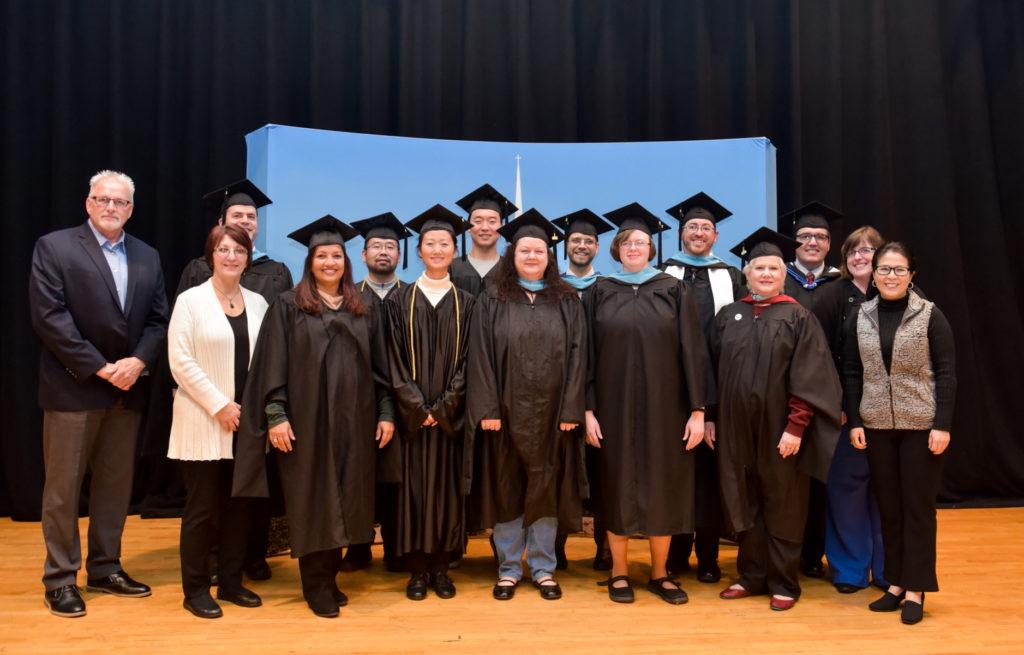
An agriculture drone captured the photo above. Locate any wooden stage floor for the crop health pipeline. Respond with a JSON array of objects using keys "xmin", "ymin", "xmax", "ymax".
[{"xmin": 2, "ymin": 508, "xmax": 1023, "ymax": 654}]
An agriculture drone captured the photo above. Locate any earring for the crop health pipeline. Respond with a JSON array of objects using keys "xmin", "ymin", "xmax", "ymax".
[
  {"xmin": 908, "ymin": 282, "xmax": 914, "ymax": 290},
  {"xmin": 871, "ymin": 280, "xmax": 877, "ymax": 288}
]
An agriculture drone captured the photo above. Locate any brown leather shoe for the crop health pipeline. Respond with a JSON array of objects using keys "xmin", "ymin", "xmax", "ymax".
[
  {"xmin": 719, "ymin": 585, "xmax": 752, "ymax": 600},
  {"xmin": 769, "ymin": 595, "xmax": 797, "ymax": 611}
]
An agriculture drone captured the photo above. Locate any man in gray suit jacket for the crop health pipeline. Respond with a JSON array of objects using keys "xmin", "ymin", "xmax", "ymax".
[{"xmin": 29, "ymin": 170, "xmax": 169, "ymax": 617}]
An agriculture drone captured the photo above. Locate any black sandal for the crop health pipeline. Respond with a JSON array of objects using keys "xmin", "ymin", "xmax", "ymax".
[
  {"xmin": 492, "ymin": 577, "xmax": 519, "ymax": 601},
  {"xmin": 598, "ymin": 575, "xmax": 634, "ymax": 603},
  {"xmin": 533, "ymin": 577, "xmax": 562, "ymax": 600},
  {"xmin": 647, "ymin": 577, "xmax": 688, "ymax": 605}
]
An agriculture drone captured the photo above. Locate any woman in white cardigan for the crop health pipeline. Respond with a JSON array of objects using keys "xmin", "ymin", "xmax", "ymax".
[{"xmin": 167, "ymin": 225, "xmax": 270, "ymax": 619}]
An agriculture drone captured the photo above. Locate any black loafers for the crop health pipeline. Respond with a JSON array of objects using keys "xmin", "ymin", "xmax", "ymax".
[
  {"xmin": 44, "ymin": 585, "xmax": 86, "ymax": 618},
  {"xmin": 869, "ymin": 590, "xmax": 906, "ymax": 612},
  {"xmin": 306, "ymin": 589, "xmax": 340, "ymax": 618},
  {"xmin": 493, "ymin": 578, "xmax": 519, "ymax": 600},
  {"xmin": 431, "ymin": 571, "xmax": 456, "ymax": 599},
  {"xmin": 647, "ymin": 577, "xmax": 689, "ymax": 605},
  {"xmin": 834, "ymin": 582, "xmax": 862, "ymax": 594},
  {"xmin": 534, "ymin": 579, "xmax": 563, "ymax": 600},
  {"xmin": 901, "ymin": 594, "xmax": 925, "ymax": 624},
  {"xmin": 184, "ymin": 593, "xmax": 223, "ymax": 619},
  {"xmin": 331, "ymin": 584, "xmax": 349, "ymax": 607},
  {"xmin": 406, "ymin": 573, "xmax": 429, "ymax": 601},
  {"xmin": 86, "ymin": 570, "xmax": 151, "ymax": 597},
  {"xmin": 217, "ymin": 585, "xmax": 262, "ymax": 607},
  {"xmin": 600, "ymin": 575, "xmax": 635, "ymax": 604},
  {"xmin": 697, "ymin": 563, "xmax": 722, "ymax": 583}
]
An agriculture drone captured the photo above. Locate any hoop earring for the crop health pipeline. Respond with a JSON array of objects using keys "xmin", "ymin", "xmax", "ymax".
[
  {"xmin": 908, "ymin": 282, "xmax": 914, "ymax": 290},
  {"xmin": 871, "ymin": 280, "xmax": 877, "ymax": 288}
]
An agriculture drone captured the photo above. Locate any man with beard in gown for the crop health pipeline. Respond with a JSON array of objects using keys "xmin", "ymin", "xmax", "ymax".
[
  {"xmin": 467, "ymin": 210, "xmax": 587, "ymax": 601},
  {"xmin": 660, "ymin": 192, "xmax": 745, "ymax": 583},
  {"xmin": 383, "ymin": 205, "xmax": 474, "ymax": 600},
  {"xmin": 713, "ymin": 227, "xmax": 841, "ymax": 611},
  {"xmin": 233, "ymin": 215, "xmax": 395, "ymax": 619}
]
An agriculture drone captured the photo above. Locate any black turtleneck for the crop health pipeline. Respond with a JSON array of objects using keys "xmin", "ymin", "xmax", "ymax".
[{"xmin": 877, "ymin": 295, "xmax": 909, "ymax": 372}]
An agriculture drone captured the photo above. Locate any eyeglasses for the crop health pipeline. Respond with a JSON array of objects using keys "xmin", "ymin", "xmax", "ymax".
[
  {"xmin": 875, "ymin": 265, "xmax": 910, "ymax": 277},
  {"xmin": 684, "ymin": 225, "xmax": 715, "ymax": 234},
  {"xmin": 850, "ymin": 247, "xmax": 877, "ymax": 257},
  {"xmin": 795, "ymin": 232, "xmax": 830, "ymax": 243},
  {"xmin": 568, "ymin": 237, "xmax": 597, "ymax": 247},
  {"xmin": 90, "ymin": 196, "xmax": 132, "ymax": 209},
  {"xmin": 215, "ymin": 247, "xmax": 249, "ymax": 258},
  {"xmin": 621, "ymin": 240, "xmax": 651, "ymax": 250},
  {"xmin": 366, "ymin": 243, "xmax": 398, "ymax": 253}
]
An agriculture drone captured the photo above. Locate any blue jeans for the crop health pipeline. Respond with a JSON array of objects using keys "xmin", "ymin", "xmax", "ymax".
[{"xmin": 492, "ymin": 516, "xmax": 558, "ymax": 581}]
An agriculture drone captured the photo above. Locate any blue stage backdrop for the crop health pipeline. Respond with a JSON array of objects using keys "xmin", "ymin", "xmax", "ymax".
[{"xmin": 245, "ymin": 124, "xmax": 778, "ymax": 282}]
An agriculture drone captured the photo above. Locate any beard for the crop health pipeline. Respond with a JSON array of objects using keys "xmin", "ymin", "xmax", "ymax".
[{"xmin": 366, "ymin": 259, "xmax": 398, "ymax": 276}]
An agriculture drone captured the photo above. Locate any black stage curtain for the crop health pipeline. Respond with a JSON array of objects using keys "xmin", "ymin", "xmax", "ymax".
[{"xmin": 2, "ymin": 0, "xmax": 1022, "ymax": 519}]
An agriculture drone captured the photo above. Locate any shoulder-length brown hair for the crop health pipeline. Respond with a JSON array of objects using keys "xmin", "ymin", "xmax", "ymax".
[
  {"xmin": 293, "ymin": 244, "xmax": 367, "ymax": 316},
  {"xmin": 839, "ymin": 226, "xmax": 884, "ymax": 279},
  {"xmin": 491, "ymin": 242, "xmax": 576, "ymax": 301},
  {"xmin": 203, "ymin": 224, "xmax": 252, "ymax": 271},
  {"xmin": 609, "ymin": 229, "xmax": 657, "ymax": 263}
]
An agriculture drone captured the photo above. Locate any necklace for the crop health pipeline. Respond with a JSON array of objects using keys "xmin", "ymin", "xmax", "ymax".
[{"xmin": 212, "ymin": 283, "xmax": 241, "ymax": 309}]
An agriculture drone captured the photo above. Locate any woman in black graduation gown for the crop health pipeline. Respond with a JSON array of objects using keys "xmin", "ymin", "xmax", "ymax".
[
  {"xmin": 233, "ymin": 216, "xmax": 395, "ymax": 619},
  {"xmin": 712, "ymin": 228, "xmax": 841, "ymax": 612},
  {"xmin": 466, "ymin": 210, "xmax": 586, "ymax": 602},
  {"xmin": 584, "ymin": 203, "xmax": 711, "ymax": 605},
  {"xmin": 383, "ymin": 205, "xmax": 474, "ymax": 601}
]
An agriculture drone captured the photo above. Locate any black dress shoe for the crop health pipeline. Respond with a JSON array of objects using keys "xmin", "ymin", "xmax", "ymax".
[
  {"xmin": 869, "ymin": 590, "xmax": 906, "ymax": 612},
  {"xmin": 492, "ymin": 579, "xmax": 518, "ymax": 600},
  {"xmin": 183, "ymin": 593, "xmax": 223, "ymax": 619},
  {"xmin": 534, "ymin": 579, "xmax": 563, "ymax": 600},
  {"xmin": 306, "ymin": 590, "xmax": 339, "ymax": 618},
  {"xmin": 86, "ymin": 570, "xmax": 151, "ymax": 597},
  {"xmin": 430, "ymin": 571, "xmax": 456, "ymax": 599},
  {"xmin": 331, "ymin": 584, "xmax": 349, "ymax": 607},
  {"xmin": 646, "ymin": 577, "xmax": 688, "ymax": 605},
  {"xmin": 217, "ymin": 586, "xmax": 262, "ymax": 607},
  {"xmin": 901, "ymin": 594, "xmax": 925, "ymax": 625},
  {"xmin": 599, "ymin": 575, "xmax": 634, "ymax": 604},
  {"xmin": 592, "ymin": 551, "xmax": 612, "ymax": 571},
  {"xmin": 244, "ymin": 559, "xmax": 272, "ymax": 581},
  {"xmin": 800, "ymin": 561, "xmax": 826, "ymax": 578},
  {"xmin": 834, "ymin": 582, "xmax": 862, "ymax": 594},
  {"xmin": 406, "ymin": 573, "xmax": 429, "ymax": 601},
  {"xmin": 697, "ymin": 563, "xmax": 722, "ymax": 583},
  {"xmin": 44, "ymin": 585, "xmax": 86, "ymax": 618}
]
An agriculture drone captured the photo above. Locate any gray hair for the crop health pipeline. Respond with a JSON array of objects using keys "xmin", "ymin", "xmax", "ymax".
[{"xmin": 89, "ymin": 170, "xmax": 135, "ymax": 201}]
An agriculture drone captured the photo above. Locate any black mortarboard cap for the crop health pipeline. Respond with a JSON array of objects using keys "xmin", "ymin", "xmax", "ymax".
[
  {"xmin": 552, "ymin": 209, "xmax": 613, "ymax": 259},
  {"xmin": 202, "ymin": 179, "xmax": 272, "ymax": 219},
  {"xmin": 729, "ymin": 227, "xmax": 799, "ymax": 265},
  {"xmin": 455, "ymin": 183, "xmax": 518, "ymax": 223},
  {"xmin": 352, "ymin": 212, "xmax": 412, "ymax": 269},
  {"xmin": 604, "ymin": 202, "xmax": 671, "ymax": 266},
  {"xmin": 779, "ymin": 201, "xmax": 843, "ymax": 236},
  {"xmin": 287, "ymin": 215, "xmax": 360, "ymax": 249},
  {"xmin": 497, "ymin": 208, "xmax": 563, "ymax": 246},
  {"xmin": 405, "ymin": 204, "xmax": 468, "ymax": 237},
  {"xmin": 666, "ymin": 192, "xmax": 733, "ymax": 250}
]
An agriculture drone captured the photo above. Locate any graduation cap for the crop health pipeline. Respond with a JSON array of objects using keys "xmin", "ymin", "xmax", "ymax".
[
  {"xmin": 352, "ymin": 212, "xmax": 413, "ymax": 269},
  {"xmin": 497, "ymin": 208, "xmax": 563, "ymax": 246},
  {"xmin": 287, "ymin": 215, "xmax": 360, "ymax": 250},
  {"xmin": 455, "ymin": 183, "xmax": 518, "ymax": 223},
  {"xmin": 778, "ymin": 201, "xmax": 843, "ymax": 237},
  {"xmin": 729, "ymin": 226, "xmax": 799, "ymax": 265},
  {"xmin": 202, "ymin": 179, "xmax": 272, "ymax": 220},
  {"xmin": 551, "ymin": 209, "xmax": 613, "ymax": 259},
  {"xmin": 603, "ymin": 202, "xmax": 672, "ymax": 267},
  {"xmin": 665, "ymin": 192, "xmax": 733, "ymax": 251},
  {"xmin": 407, "ymin": 204, "xmax": 471, "ymax": 260}
]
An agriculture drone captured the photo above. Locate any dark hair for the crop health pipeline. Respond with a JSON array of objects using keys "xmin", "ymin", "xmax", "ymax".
[
  {"xmin": 294, "ymin": 244, "xmax": 368, "ymax": 316},
  {"xmin": 839, "ymin": 226, "xmax": 884, "ymax": 279},
  {"xmin": 492, "ymin": 241, "xmax": 575, "ymax": 301},
  {"xmin": 610, "ymin": 229, "xmax": 656, "ymax": 264},
  {"xmin": 872, "ymin": 241, "xmax": 916, "ymax": 272},
  {"xmin": 203, "ymin": 224, "xmax": 252, "ymax": 270}
]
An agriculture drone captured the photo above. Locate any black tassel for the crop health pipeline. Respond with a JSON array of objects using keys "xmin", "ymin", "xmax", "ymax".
[
  {"xmin": 657, "ymin": 229, "xmax": 663, "ymax": 268},
  {"xmin": 461, "ymin": 231, "xmax": 467, "ymax": 261},
  {"xmin": 402, "ymin": 236, "xmax": 408, "ymax": 270},
  {"xmin": 678, "ymin": 226, "xmax": 683, "ymax": 252},
  {"xmin": 563, "ymin": 240, "xmax": 568, "ymax": 260}
]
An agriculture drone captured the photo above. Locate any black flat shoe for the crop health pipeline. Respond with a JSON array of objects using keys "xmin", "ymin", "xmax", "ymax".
[
  {"xmin": 901, "ymin": 594, "xmax": 925, "ymax": 625},
  {"xmin": 183, "ymin": 593, "xmax": 222, "ymax": 619},
  {"xmin": 406, "ymin": 573, "xmax": 429, "ymax": 601},
  {"xmin": 869, "ymin": 590, "xmax": 906, "ymax": 612},
  {"xmin": 86, "ymin": 570, "xmax": 151, "ymax": 597},
  {"xmin": 834, "ymin": 582, "xmax": 862, "ymax": 594},
  {"xmin": 646, "ymin": 577, "xmax": 688, "ymax": 605},
  {"xmin": 306, "ymin": 590, "xmax": 339, "ymax": 618},
  {"xmin": 599, "ymin": 575, "xmax": 634, "ymax": 604},
  {"xmin": 244, "ymin": 559, "xmax": 272, "ymax": 581},
  {"xmin": 331, "ymin": 585, "xmax": 349, "ymax": 607},
  {"xmin": 217, "ymin": 585, "xmax": 262, "ymax": 607},
  {"xmin": 492, "ymin": 578, "xmax": 518, "ymax": 600},
  {"xmin": 801, "ymin": 560, "xmax": 825, "ymax": 578},
  {"xmin": 534, "ymin": 578, "xmax": 562, "ymax": 600},
  {"xmin": 430, "ymin": 571, "xmax": 456, "ymax": 599},
  {"xmin": 697, "ymin": 563, "xmax": 722, "ymax": 583},
  {"xmin": 44, "ymin": 585, "xmax": 86, "ymax": 618}
]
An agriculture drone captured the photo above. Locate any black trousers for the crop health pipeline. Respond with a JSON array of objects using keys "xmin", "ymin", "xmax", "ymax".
[
  {"xmin": 298, "ymin": 548, "xmax": 341, "ymax": 603},
  {"xmin": 735, "ymin": 469, "xmax": 808, "ymax": 598},
  {"xmin": 179, "ymin": 459, "xmax": 253, "ymax": 598},
  {"xmin": 800, "ymin": 479, "xmax": 828, "ymax": 568},
  {"xmin": 406, "ymin": 550, "xmax": 449, "ymax": 575},
  {"xmin": 865, "ymin": 428, "xmax": 946, "ymax": 592},
  {"xmin": 668, "ymin": 529, "xmax": 720, "ymax": 568},
  {"xmin": 346, "ymin": 482, "xmax": 398, "ymax": 562}
]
